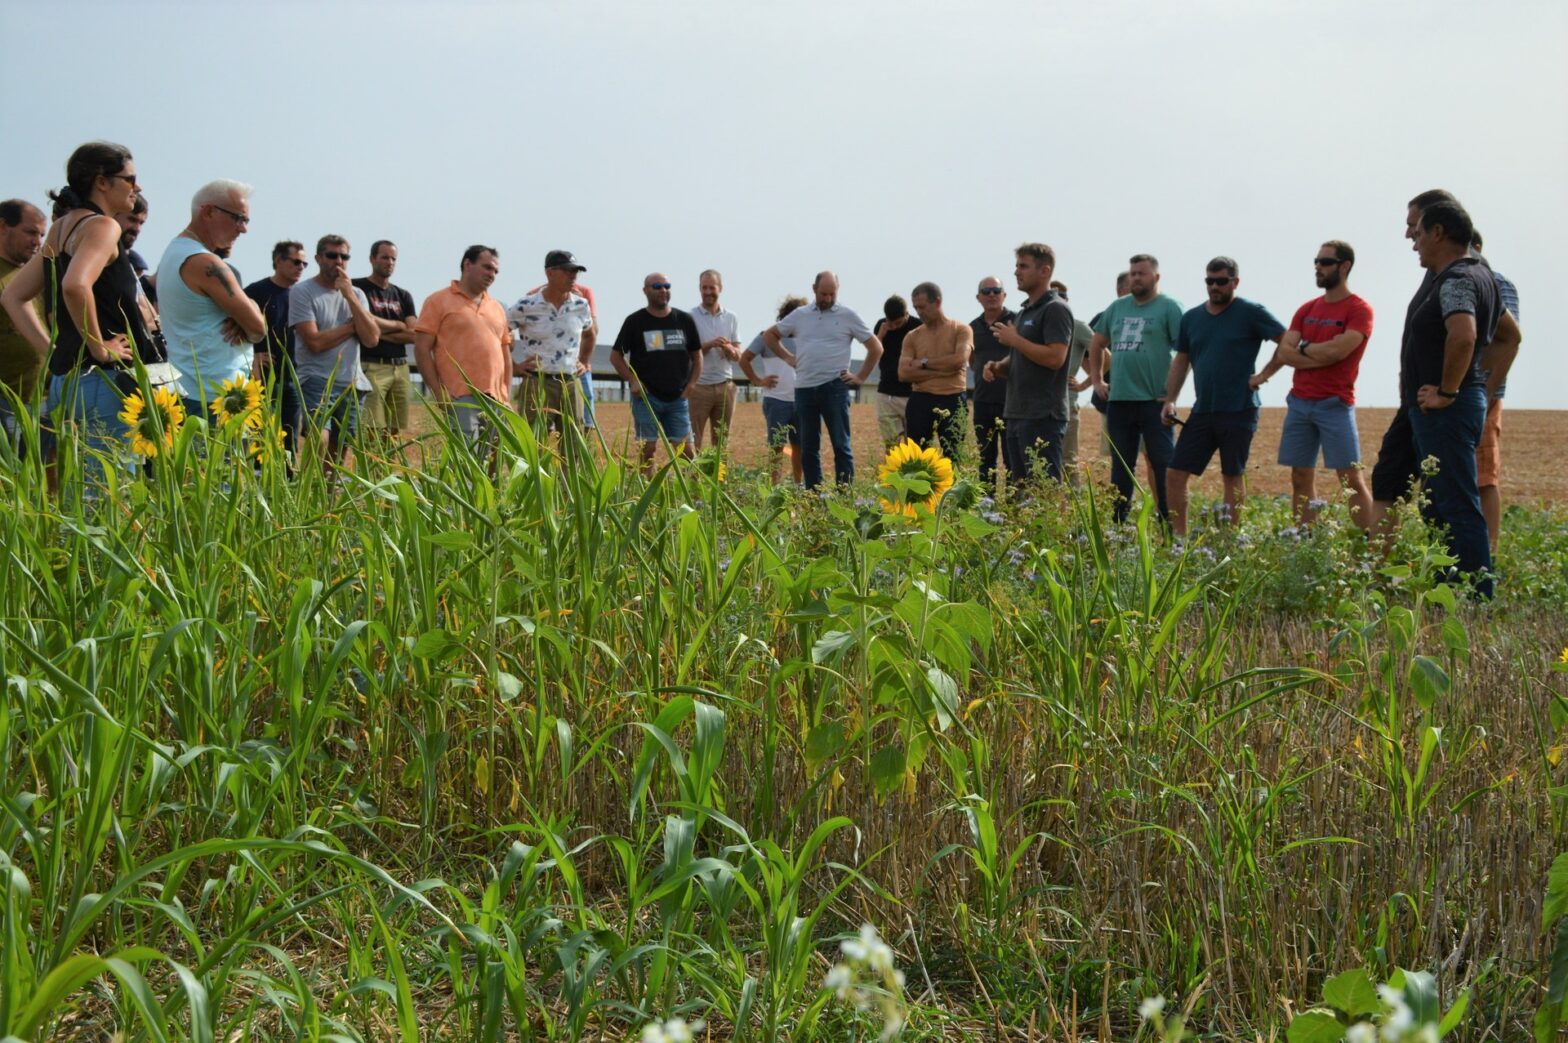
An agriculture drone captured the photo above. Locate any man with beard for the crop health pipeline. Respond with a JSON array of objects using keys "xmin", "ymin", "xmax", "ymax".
[
  {"xmin": 289, "ymin": 235, "xmax": 380, "ymax": 470},
  {"xmin": 1251, "ymin": 240, "xmax": 1375, "ymax": 531},
  {"xmin": 354, "ymin": 241, "xmax": 418, "ymax": 444}
]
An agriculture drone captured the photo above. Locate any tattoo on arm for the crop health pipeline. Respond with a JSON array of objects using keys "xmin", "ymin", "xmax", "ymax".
[{"xmin": 204, "ymin": 261, "xmax": 238, "ymax": 298}]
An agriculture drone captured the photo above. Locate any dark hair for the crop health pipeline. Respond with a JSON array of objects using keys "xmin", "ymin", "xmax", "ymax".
[
  {"xmin": 1049, "ymin": 280, "xmax": 1068, "ymax": 298},
  {"xmin": 1470, "ymin": 228, "xmax": 1484, "ymax": 251},
  {"xmin": 49, "ymin": 141, "xmax": 133, "ymax": 213},
  {"xmin": 272, "ymin": 240, "xmax": 304, "ymax": 262},
  {"xmin": 316, "ymin": 234, "xmax": 349, "ymax": 255},
  {"xmin": 1408, "ymin": 188, "xmax": 1458, "ymax": 211},
  {"xmin": 1419, "ymin": 201, "xmax": 1474, "ymax": 247},
  {"xmin": 882, "ymin": 295, "xmax": 908, "ymax": 321},
  {"xmin": 0, "ymin": 199, "xmax": 40, "ymax": 227},
  {"xmin": 911, "ymin": 281, "xmax": 942, "ymax": 304},
  {"xmin": 130, "ymin": 192, "xmax": 148, "ymax": 217},
  {"xmin": 1321, "ymin": 240, "xmax": 1355, "ymax": 267},
  {"xmin": 777, "ymin": 295, "xmax": 808, "ymax": 321},
  {"xmin": 1206, "ymin": 256, "xmax": 1239, "ymax": 277},
  {"xmin": 1129, "ymin": 253, "xmax": 1159, "ymax": 270},
  {"xmin": 370, "ymin": 239, "xmax": 396, "ymax": 260},
  {"xmin": 1016, "ymin": 242, "xmax": 1056, "ymax": 267},
  {"xmin": 1115, "ymin": 271, "xmax": 1131, "ymax": 291},
  {"xmin": 462, "ymin": 244, "xmax": 498, "ymax": 269}
]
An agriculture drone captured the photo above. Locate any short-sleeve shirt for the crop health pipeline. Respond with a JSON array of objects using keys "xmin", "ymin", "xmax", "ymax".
[
  {"xmin": 413, "ymin": 282, "xmax": 513, "ymax": 402},
  {"xmin": 1004, "ymin": 292, "xmax": 1076, "ymax": 422},
  {"xmin": 1175, "ymin": 298, "xmax": 1285, "ymax": 414},
  {"xmin": 244, "ymin": 277, "xmax": 294, "ymax": 368},
  {"xmin": 0, "ymin": 257, "xmax": 45, "ymax": 397},
  {"xmin": 903, "ymin": 316, "xmax": 973, "ymax": 396},
  {"xmin": 691, "ymin": 304, "xmax": 740, "ymax": 385},
  {"xmin": 1288, "ymin": 294, "xmax": 1374, "ymax": 405},
  {"xmin": 353, "ymin": 278, "xmax": 417, "ymax": 363},
  {"xmin": 875, "ymin": 317, "xmax": 921, "ymax": 397},
  {"xmin": 290, "ymin": 280, "xmax": 372, "ymax": 388},
  {"xmin": 1399, "ymin": 257, "xmax": 1500, "ymax": 406},
  {"xmin": 612, "ymin": 307, "xmax": 703, "ymax": 400},
  {"xmin": 507, "ymin": 291, "xmax": 593, "ymax": 376},
  {"xmin": 1487, "ymin": 268, "xmax": 1519, "ymax": 400},
  {"xmin": 1091, "ymin": 294, "xmax": 1184, "ymax": 402},
  {"xmin": 746, "ymin": 331, "xmax": 796, "ymax": 402},
  {"xmin": 773, "ymin": 303, "xmax": 874, "ymax": 389},
  {"xmin": 969, "ymin": 309, "xmax": 1016, "ymax": 407}
]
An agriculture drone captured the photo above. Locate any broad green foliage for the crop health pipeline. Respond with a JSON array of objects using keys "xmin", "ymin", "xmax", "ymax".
[{"xmin": 1, "ymin": 409, "xmax": 1564, "ymax": 1040}]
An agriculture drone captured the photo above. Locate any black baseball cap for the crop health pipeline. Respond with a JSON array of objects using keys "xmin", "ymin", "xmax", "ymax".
[{"xmin": 544, "ymin": 250, "xmax": 586, "ymax": 272}]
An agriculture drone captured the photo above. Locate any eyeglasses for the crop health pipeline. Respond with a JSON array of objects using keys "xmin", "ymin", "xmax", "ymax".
[
  {"xmin": 282, "ymin": 257, "xmax": 307, "ymax": 268},
  {"xmin": 1204, "ymin": 276, "xmax": 1233, "ymax": 286},
  {"xmin": 106, "ymin": 173, "xmax": 140, "ymax": 189},
  {"xmin": 323, "ymin": 251, "xmax": 350, "ymax": 262},
  {"xmin": 978, "ymin": 287, "xmax": 1004, "ymax": 296},
  {"xmin": 648, "ymin": 282, "xmax": 672, "ymax": 290},
  {"xmin": 211, "ymin": 204, "xmax": 249, "ymax": 227},
  {"xmin": 1313, "ymin": 257, "xmax": 1343, "ymax": 267}
]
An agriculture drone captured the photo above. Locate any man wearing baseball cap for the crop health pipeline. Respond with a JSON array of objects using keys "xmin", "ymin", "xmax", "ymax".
[{"xmin": 507, "ymin": 249, "xmax": 597, "ymax": 431}]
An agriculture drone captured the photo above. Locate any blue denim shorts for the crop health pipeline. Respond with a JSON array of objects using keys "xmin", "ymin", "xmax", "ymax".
[
  {"xmin": 1278, "ymin": 393, "xmax": 1360, "ymax": 470},
  {"xmin": 630, "ymin": 391, "xmax": 691, "ymax": 443}
]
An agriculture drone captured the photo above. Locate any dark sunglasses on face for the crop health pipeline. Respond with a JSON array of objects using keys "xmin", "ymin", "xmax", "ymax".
[
  {"xmin": 978, "ymin": 287, "xmax": 1004, "ymax": 296},
  {"xmin": 1313, "ymin": 257, "xmax": 1343, "ymax": 267},
  {"xmin": 323, "ymin": 251, "xmax": 350, "ymax": 262},
  {"xmin": 648, "ymin": 282, "xmax": 672, "ymax": 290},
  {"xmin": 283, "ymin": 258, "xmax": 307, "ymax": 268},
  {"xmin": 1205, "ymin": 277, "xmax": 1233, "ymax": 286},
  {"xmin": 107, "ymin": 173, "xmax": 140, "ymax": 189}
]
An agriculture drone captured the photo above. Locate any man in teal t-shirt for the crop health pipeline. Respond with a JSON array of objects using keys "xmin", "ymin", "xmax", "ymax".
[{"xmin": 1088, "ymin": 254, "xmax": 1183, "ymax": 522}]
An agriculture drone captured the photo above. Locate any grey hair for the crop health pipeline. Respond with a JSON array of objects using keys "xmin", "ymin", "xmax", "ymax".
[{"xmin": 191, "ymin": 179, "xmax": 254, "ymax": 217}]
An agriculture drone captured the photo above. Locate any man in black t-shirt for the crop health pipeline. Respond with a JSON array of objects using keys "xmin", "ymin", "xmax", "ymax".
[
  {"xmin": 1401, "ymin": 200, "xmax": 1502, "ymax": 598},
  {"xmin": 244, "ymin": 240, "xmax": 308, "ymax": 451},
  {"xmin": 353, "ymin": 240, "xmax": 418, "ymax": 441},
  {"xmin": 968, "ymin": 276, "xmax": 1015, "ymax": 486},
  {"xmin": 872, "ymin": 295, "xmax": 919, "ymax": 448},
  {"xmin": 610, "ymin": 273, "xmax": 704, "ymax": 474}
]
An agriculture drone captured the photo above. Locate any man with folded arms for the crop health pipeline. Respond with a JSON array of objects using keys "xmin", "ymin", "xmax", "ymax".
[{"xmin": 899, "ymin": 281, "xmax": 972, "ymax": 454}]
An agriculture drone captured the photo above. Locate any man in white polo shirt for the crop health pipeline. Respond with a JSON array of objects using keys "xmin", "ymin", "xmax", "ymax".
[
  {"xmin": 762, "ymin": 271, "xmax": 883, "ymax": 489},
  {"xmin": 688, "ymin": 268, "xmax": 741, "ymax": 451}
]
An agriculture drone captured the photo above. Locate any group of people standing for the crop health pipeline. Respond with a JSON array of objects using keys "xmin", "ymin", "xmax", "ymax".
[{"xmin": 0, "ymin": 141, "xmax": 1524, "ymax": 597}]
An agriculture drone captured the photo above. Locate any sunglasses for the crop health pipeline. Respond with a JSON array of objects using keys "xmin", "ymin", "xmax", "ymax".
[
  {"xmin": 978, "ymin": 287, "xmax": 1005, "ymax": 296},
  {"xmin": 211, "ymin": 204, "xmax": 249, "ymax": 227},
  {"xmin": 1204, "ymin": 277, "xmax": 1233, "ymax": 286},
  {"xmin": 282, "ymin": 257, "xmax": 307, "ymax": 268},
  {"xmin": 1313, "ymin": 257, "xmax": 1343, "ymax": 267},
  {"xmin": 107, "ymin": 173, "xmax": 140, "ymax": 189},
  {"xmin": 648, "ymin": 282, "xmax": 672, "ymax": 290},
  {"xmin": 323, "ymin": 251, "xmax": 350, "ymax": 262}
]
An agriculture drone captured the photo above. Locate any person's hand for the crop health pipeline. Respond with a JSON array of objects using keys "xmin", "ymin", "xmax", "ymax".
[
  {"xmin": 333, "ymin": 271, "xmax": 355, "ymax": 297},
  {"xmin": 574, "ymin": 359, "xmax": 589, "ymax": 377},
  {"xmin": 518, "ymin": 355, "xmax": 539, "ymax": 374},
  {"xmin": 720, "ymin": 340, "xmax": 742, "ymax": 362},
  {"xmin": 990, "ymin": 320, "xmax": 1017, "ymax": 347},
  {"xmin": 759, "ymin": 374, "xmax": 779, "ymax": 389},
  {"xmin": 629, "ymin": 380, "xmax": 644, "ymax": 398},
  {"xmin": 220, "ymin": 318, "xmax": 247, "ymax": 346},
  {"xmin": 1248, "ymin": 371, "xmax": 1268, "ymax": 391},
  {"xmin": 1416, "ymin": 384, "xmax": 1453, "ymax": 412},
  {"xmin": 982, "ymin": 361, "xmax": 1001, "ymax": 383},
  {"xmin": 1069, "ymin": 375, "xmax": 1090, "ymax": 393},
  {"xmin": 840, "ymin": 369, "xmax": 862, "ymax": 386},
  {"xmin": 1161, "ymin": 401, "xmax": 1178, "ymax": 426},
  {"xmin": 91, "ymin": 333, "xmax": 134, "ymax": 364},
  {"xmin": 1092, "ymin": 378, "xmax": 1110, "ymax": 400}
]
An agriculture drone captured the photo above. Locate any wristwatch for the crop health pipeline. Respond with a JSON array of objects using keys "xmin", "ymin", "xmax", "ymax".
[
  {"xmin": 1436, "ymin": 388, "xmax": 1457, "ymax": 399},
  {"xmin": 1298, "ymin": 342, "xmax": 1312, "ymax": 358}
]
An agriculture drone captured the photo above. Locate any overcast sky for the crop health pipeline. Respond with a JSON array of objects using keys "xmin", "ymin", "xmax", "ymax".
[{"xmin": 4, "ymin": 0, "xmax": 1562, "ymax": 407}]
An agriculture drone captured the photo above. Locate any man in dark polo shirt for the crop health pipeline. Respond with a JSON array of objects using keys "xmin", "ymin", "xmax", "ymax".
[
  {"xmin": 611, "ymin": 272, "xmax": 704, "ymax": 475},
  {"xmin": 981, "ymin": 242, "xmax": 1074, "ymax": 484},
  {"xmin": 968, "ymin": 275, "xmax": 1015, "ymax": 486},
  {"xmin": 873, "ymin": 295, "xmax": 919, "ymax": 448},
  {"xmin": 353, "ymin": 240, "xmax": 418, "ymax": 443},
  {"xmin": 243, "ymin": 240, "xmax": 309, "ymax": 452}
]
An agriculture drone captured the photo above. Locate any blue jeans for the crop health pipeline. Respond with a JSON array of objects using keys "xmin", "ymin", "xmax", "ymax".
[
  {"xmin": 1407, "ymin": 386, "xmax": 1492, "ymax": 598},
  {"xmin": 45, "ymin": 369, "xmax": 135, "ymax": 486},
  {"xmin": 299, "ymin": 376, "xmax": 362, "ymax": 453},
  {"xmin": 795, "ymin": 380, "xmax": 854, "ymax": 489},
  {"xmin": 1105, "ymin": 399, "xmax": 1173, "ymax": 522},
  {"xmin": 579, "ymin": 372, "xmax": 596, "ymax": 429},
  {"xmin": 1003, "ymin": 416, "xmax": 1067, "ymax": 483}
]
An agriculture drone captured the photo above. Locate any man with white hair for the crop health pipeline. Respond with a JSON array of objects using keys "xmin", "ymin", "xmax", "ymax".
[{"xmin": 155, "ymin": 179, "xmax": 267, "ymax": 416}]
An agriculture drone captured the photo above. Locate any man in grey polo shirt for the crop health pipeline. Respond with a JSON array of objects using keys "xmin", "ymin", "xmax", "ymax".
[
  {"xmin": 982, "ymin": 243, "xmax": 1074, "ymax": 483},
  {"xmin": 290, "ymin": 234, "xmax": 380, "ymax": 470},
  {"xmin": 763, "ymin": 271, "xmax": 883, "ymax": 489},
  {"xmin": 688, "ymin": 268, "xmax": 741, "ymax": 451}
]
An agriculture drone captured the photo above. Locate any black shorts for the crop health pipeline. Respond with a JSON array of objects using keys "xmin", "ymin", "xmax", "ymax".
[
  {"xmin": 1170, "ymin": 408, "xmax": 1257, "ymax": 477},
  {"xmin": 1370, "ymin": 405, "xmax": 1420, "ymax": 502}
]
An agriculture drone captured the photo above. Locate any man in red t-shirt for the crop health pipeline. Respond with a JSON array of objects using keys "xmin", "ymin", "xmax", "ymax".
[{"xmin": 1251, "ymin": 240, "xmax": 1374, "ymax": 531}]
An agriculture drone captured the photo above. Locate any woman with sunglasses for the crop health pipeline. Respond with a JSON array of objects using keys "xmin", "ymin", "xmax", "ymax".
[{"xmin": 2, "ymin": 140, "xmax": 151, "ymax": 486}]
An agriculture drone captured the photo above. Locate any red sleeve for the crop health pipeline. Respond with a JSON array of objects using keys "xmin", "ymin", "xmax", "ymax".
[
  {"xmin": 1346, "ymin": 297, "xmax": 1374, "ymax": 340},
  {"xmin": 1289, "ymin": 301, "xmax": 1310, "ymax": 334}
]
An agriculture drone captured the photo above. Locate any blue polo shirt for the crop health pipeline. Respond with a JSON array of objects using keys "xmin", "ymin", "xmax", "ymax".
[{"xmin": 1175, "ymin": 297, "xmax": 1284, "ymax": 413}]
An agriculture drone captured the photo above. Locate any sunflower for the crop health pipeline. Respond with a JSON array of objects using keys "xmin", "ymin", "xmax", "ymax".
[
  {"xmin": 209, "ymin": 376, "xmax": 265, "ymax": 430},
  {"xmin": 119, "ymin": 386, "xmax": 186, "ymax": 458},
  {"xmin": 691, "ymin": 450, "xmax": 726, "ymax": 483},
  {"xmin": 246, "ymin": 425, "xmax": 286, "ymax": 465},
  {"xmin": 876, "ymin": 439, "xmax": 955, "ymax": 518}
]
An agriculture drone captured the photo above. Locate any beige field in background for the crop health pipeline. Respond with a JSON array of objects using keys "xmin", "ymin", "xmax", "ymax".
[{"xmin": 571, "ymin": 401, "xmax": 1567, "ymax": 504}]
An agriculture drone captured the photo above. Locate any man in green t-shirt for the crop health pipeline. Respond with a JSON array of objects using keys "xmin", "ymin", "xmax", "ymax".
[
  {"xmin": 0, "ymin": 199, "xmax": 47, "ymax": 448},
  {"xmin": 1087, "ymin": 254, "xmax": 1184, "ymax": 523}
]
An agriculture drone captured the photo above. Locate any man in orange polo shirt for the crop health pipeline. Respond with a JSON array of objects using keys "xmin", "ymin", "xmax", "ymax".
[
  {"xmin": 413, "ymin": 244, "xmax": 513, "ymax": 441},
  {"xmin": 899, "ymin": 281, "xmax": 973, "ymax": 454}
]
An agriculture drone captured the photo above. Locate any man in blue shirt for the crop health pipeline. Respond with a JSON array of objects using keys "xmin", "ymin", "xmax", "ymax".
[
  {"xmin": 1160, "ymin": 256, "xmax": 1284, "ymax": 538},
  {"xmin": 1469, "ymin": 229, "xmax": 1522, "ymax": 555}
]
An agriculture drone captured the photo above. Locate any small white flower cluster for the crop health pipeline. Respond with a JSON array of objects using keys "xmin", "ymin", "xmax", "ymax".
[
  {"xmin": 1136, "ymin": 994, "xmax": 1184, "ymax": 1041},
  {"xmin": 823, "ymin": 923, "xmax": 908, "ymax": 1041},
  {"xmin": 1342, "ymin": 985, "xmax": 1439, "ymax": 1043},
  {"xmin": 639, "ymin": 1016, "xmax": 702, "ymax": 1043}
]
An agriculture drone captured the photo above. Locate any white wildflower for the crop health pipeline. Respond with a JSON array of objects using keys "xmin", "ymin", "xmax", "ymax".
[
  {"xmin": 640, "ymin": 1017, "xmax": 703, "ymax": 1043},
  {"xmin": 1346, "ymin": 1023, "xmax": 1377, "ymax": 1043},
  {"xmin": 824, "ymin": 964, "xmax": 853, "ymax": 1000},
  {"xmin": 1138, "ymin": 995, "xmax": 1167, "ymax": 1021}
]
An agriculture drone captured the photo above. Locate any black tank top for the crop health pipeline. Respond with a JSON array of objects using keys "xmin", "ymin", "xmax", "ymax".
[{"xmin": 44, "ymin": 208, "xmax": 155, "ymax": 376}]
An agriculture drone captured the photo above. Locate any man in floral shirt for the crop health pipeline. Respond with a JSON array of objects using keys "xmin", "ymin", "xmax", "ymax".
[{"xmin": 507, "ymin": 249, "xmax": 596, "ymax": 431}]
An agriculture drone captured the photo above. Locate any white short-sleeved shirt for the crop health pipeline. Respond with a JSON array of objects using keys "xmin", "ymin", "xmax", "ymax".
[
  {"xmin": 691, "ymin": 304, "xmax": 740, "ymax": 385},
  {"xmin": 772, "ymin": 303, "xmax": 873, "ymax": 389},
  {"xmin": 746, "ymin": 331, "xmax": 796, "ymax": 401},
  {"xmin": 507, "ymin": 292, "xmax": 594, "ymax": 376}
]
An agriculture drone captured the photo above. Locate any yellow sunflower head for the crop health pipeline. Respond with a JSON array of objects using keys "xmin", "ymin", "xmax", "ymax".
[
  {"xmin": 246, "ymin": 424, "xmax": 286, "ymax": 465},
  {"xmin": 119, "ymin": 386, "xmax": 186, "ymax": 458},
  {"xmin": 876, "ymin": 439, "xmax": 955, "ymax": 518},
  {"xmin": 209, "ymin": 376, "xmax": 265, "ymax": 430},
  {"xmin": 691, "ymin": 450, "xmax": 726, "ymax": 483}
]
